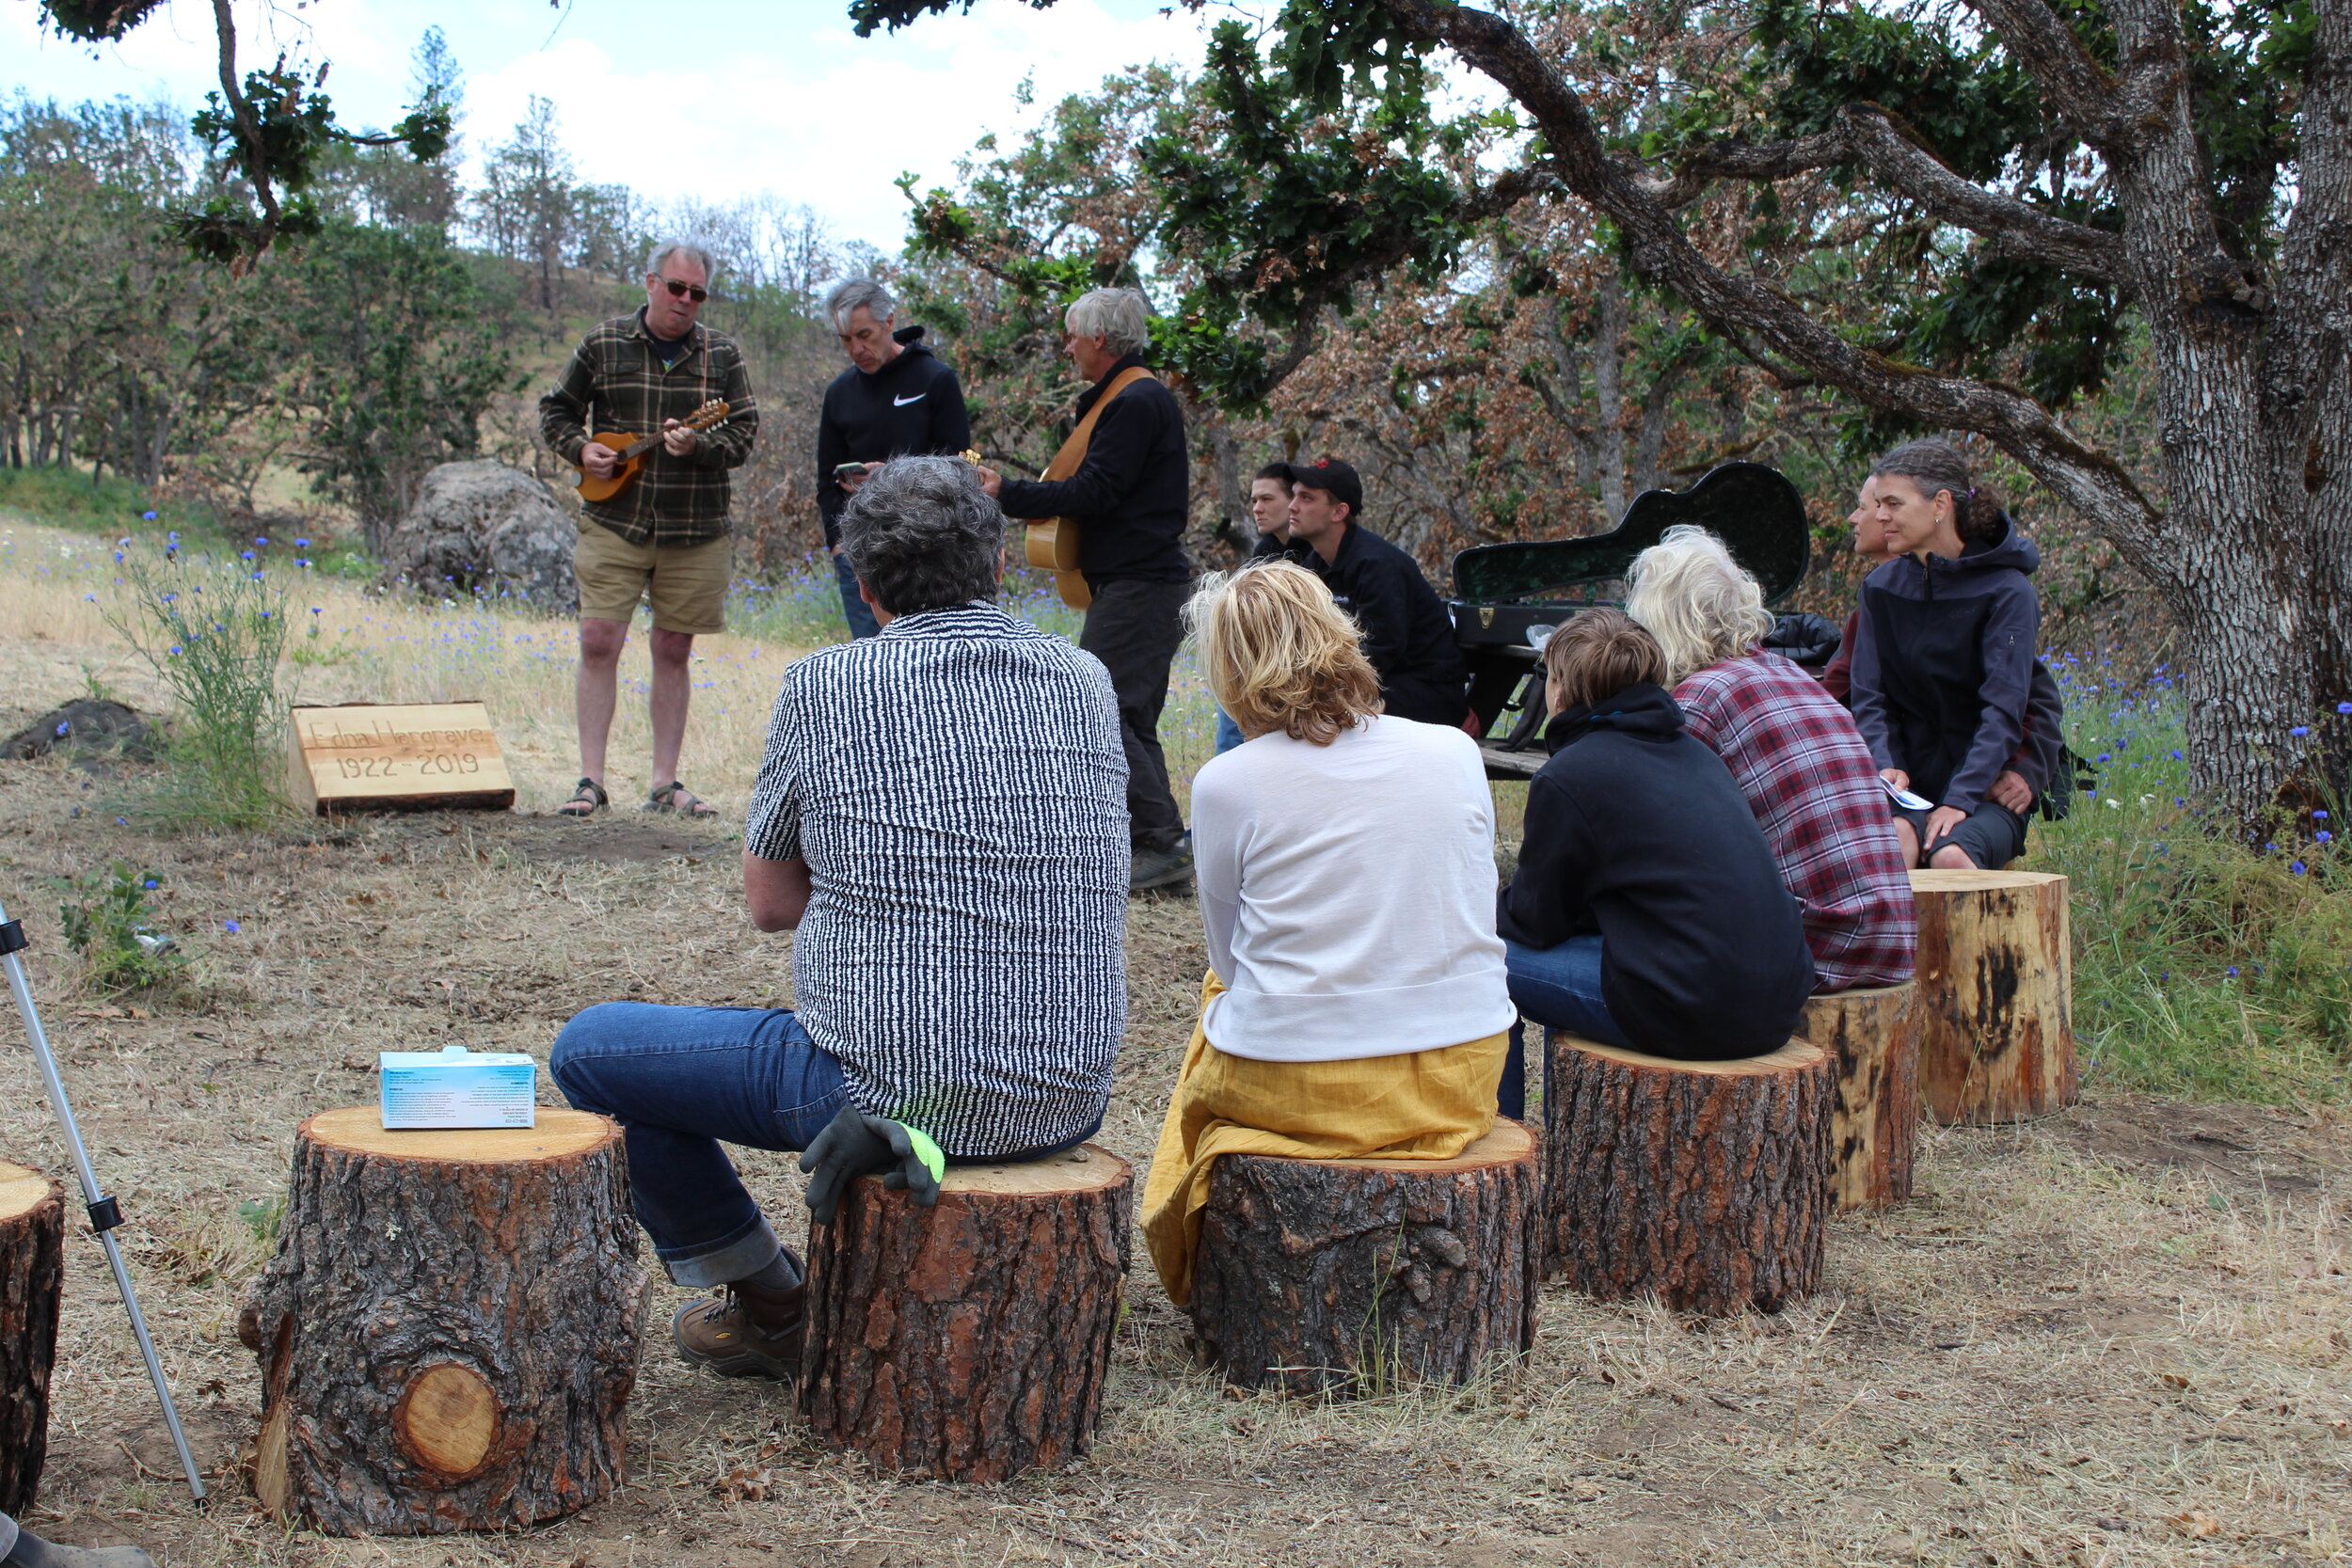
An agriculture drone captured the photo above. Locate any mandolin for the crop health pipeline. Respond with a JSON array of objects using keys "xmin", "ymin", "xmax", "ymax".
[{"xmin": 574, "ymin": 399, "xmax": 731, "ymax": 503}]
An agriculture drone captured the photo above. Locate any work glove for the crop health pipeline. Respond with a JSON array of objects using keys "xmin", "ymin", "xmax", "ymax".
[{"xmin": 799, "ymin": 1105, "xmax": 945, "ymax": 1224}]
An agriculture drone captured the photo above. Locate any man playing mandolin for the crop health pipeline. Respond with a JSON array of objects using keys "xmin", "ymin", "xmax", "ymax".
[
  {"xmin": 539, "ymin": 239, "xmax": 760, "ymax": 819},
  {"xmin": 979, "ymin": 287, "xmax": 1195, "ymax": 894}
]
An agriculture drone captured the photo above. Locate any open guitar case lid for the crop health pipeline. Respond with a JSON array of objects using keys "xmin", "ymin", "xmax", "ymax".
[{"xmin": 1452, "ymin": 462, "xmax": 1812, "ymax": 608}]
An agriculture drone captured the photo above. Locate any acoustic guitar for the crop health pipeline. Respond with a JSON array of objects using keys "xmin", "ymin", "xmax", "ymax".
[
  {"xmin": 574, "ymin": 399, "xmax": 731, "ymax": 503},
  {"xmin": 1022, "ymin": 367, "xmax": 1155, "ymax": 610}
]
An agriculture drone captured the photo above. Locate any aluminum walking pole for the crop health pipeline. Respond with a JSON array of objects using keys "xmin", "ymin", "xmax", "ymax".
[{"xmin": 0, "ymin": 895, "xmax": 207, "ymax": 1505}]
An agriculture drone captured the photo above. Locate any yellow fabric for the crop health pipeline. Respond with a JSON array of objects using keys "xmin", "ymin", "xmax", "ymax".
[{"xmin": 1140, "ymin": 972, "xmax": 1507, "ymax": 1308}]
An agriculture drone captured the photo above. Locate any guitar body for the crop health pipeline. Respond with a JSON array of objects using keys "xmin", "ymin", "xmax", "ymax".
[
  {"xmin": 1023, "ymin": 517, "xmax": 1092, "ymax": 609},
  {"xmin": 576, "ymin": 434, "xmax": 645, "ymax": 503},
  {"xmin": 570, "ymin": 401, "xmax": 731, "ymax": 506}
]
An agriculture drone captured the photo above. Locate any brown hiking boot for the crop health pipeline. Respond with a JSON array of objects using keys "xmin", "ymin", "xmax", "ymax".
[{"xmin": 671, "ymin": 1280, "xmax": 804, "ymax": 1379}]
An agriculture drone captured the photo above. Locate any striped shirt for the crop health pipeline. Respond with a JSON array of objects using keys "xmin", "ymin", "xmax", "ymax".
[
  {"xmin": 537, "ymin": 309, "xmax": 760, "ymax": 547},
  {"xmin": 1674, "ymin": 652, "xmax": 1916, "ymax": 991},
  {"xmin": 743, "ymin": 603, "xmax": 1130, "ymax": 1157}
]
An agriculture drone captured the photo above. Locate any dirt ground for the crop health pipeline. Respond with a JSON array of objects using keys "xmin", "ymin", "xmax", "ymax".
[{"xmin": 0, "ymin": 676, "xmax": 2348, "ymax": 1564}]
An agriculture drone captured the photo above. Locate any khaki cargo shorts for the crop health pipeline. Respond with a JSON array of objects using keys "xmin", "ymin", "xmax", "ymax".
[{"xmin": 574, "ymin": 522, "xmax": 731, "ymax": 635}]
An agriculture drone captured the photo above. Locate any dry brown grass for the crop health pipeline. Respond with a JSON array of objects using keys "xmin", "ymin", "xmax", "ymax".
[{"xmin": 0, "ymin": 521, "xmax": 2345, "ymax": 1568}]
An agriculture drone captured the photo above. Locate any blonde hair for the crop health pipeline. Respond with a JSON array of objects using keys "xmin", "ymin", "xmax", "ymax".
[
  {"xmin": 1624, "ymin": 524, "xmax": 1775, "ymax": 686},
  {"xmin": 1186, "ymin": 562, "xmax": 1383, "ymax": 746},
  {"xmin": 1542, "ymin": 607, "xmax": 1668, "ymax": 713}
]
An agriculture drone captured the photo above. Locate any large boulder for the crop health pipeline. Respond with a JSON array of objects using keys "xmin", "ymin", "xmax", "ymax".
[{"xmin": 386, "ymin": 460, "xmax": 578, "ymax": 613}]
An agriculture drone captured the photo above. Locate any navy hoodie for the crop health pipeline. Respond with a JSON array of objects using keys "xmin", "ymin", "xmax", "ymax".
[
  {"xmin": 1849, "ymin": 515, "xmax": 2041, "ymax": 815},
  {"xmin": 815, "ymin": 327, "xmax": 971, "ymax": 546},
  {"xmin": 1497, "ymin": 683, "xmax": 1816, "ymax": 1060}
]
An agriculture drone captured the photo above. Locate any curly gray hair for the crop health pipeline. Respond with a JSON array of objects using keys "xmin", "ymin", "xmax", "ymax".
[
  {"xmin": 839, "ymin": 456, "xmax": 1002, "ymax": 617},
  {"xmin": 1625, "ymin": 525, "xmax": 1776, "ymax": 688}
]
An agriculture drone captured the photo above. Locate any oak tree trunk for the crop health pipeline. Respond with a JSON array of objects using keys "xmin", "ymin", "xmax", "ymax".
[
  {"xmin": 1188, "ymin": 1119, "xmax": 1541, "ymax": 1397},
  {"xmin": 1799, "ymin": 982, "xmax": 1920, "ymax": 1211},
  {"xmin": 799, "ymin": 1145, "xmax": 1132, "ymax": 1482},
  {"xmin": 1909, "ymin": 870, "xmax": 2077, "ymax": 1125},
  {"xmin": 238, "ymin": 1108, "xmax": 648, "ymax": 1535},
  {"xmin": 0, "ymin": 1157, "xmax": 63, "ymax": 1514},
  {"xmin": 1544, "ymin": 1032, "xmax": 1832, "ymax": 1315}
]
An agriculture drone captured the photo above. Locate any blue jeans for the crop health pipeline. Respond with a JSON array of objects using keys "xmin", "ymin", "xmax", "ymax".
[
  {"xmin": 833, "ymin": 549, "xmax": 881, "ymax": 640},
  {"xmin": 1214, "ymin": 708, "xmax": 1245, "ymax": 755},
  {"xmin": 551, "ymin": 1002, "xmax": 851, "ymax": 1287},
  {"xmin": 1504, "ymin": 936, "xmax": 1631, "ymax": 1048}
]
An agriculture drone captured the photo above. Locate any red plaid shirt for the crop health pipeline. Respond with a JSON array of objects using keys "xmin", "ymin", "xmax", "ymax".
[{"xmin": 1675, "ymin": 652, "xmax": 1916, "ymax": 990}]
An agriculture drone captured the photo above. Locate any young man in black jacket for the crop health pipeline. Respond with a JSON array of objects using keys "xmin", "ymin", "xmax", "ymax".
[
  {"xmin": 816, "ymin": 278, "xmax": 971, "ymax": 638},
  {"xmin": 1497, "ymin": 609, "xmax": 1813, "ymax": 1093},
  {"xmin": 982, "ymin": 287, "xmax": 1195, "ymax": 893},
  {"xmin": 1281, "ymin": 457, "xmax": 1471, "ymax": 729}
]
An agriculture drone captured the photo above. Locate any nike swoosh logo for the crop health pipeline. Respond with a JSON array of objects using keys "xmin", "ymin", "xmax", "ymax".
[{"xmin": 894, "ymin": 393, "xmax": 927, "ymax": 406}]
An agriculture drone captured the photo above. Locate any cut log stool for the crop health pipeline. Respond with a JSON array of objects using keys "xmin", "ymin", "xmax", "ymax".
[
  {"xmin": 800, "ymin": 1144, "xmax": 1132, "ymax": 1482},
  {"xmin": 239, "ymin": 1108, "xmax": 648, "ymax": 1535},
  {"xmin": 0, "ymin": 1157, "xmax": 64, "ymax": 1514},
  {"xmin": 1188, "ymin": 1119, "xmax": 1541, "ymax": 1397},
  {"xmin": 1800, "ymin": 981, "xmax": 1920, "ymax": 1211},
  {"xmin": 1909, "ymin": 870, "xmax": 2076, "ymax": 1124},
  {"xmin": 1545, "ymin": 1032, "xmax": 1833, "ymax": 1314}
]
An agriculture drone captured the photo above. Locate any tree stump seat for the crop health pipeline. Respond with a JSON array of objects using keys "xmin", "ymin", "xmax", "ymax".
[
  {"xmin": 239, "ymin": 1108, "xmax": 648, "ymax": 1536},
  {"xmin": 0, "ymin": 1156, "xmax": 64, "ymax": 1514},
  {"xmin": 1909, "ymin": 870, "xmax": 2076, "ymax": 1124},
  {"xmin": 1800, "ymin": 980, "xmax": 1920, "ymax": 1211},
  {"xmin": 1544, "ymin": 1031, "xmax": 1833, "ymax": 1315},
  {"xmin": 799, "ymin": 1143, "xmax": 1133, "ymax": 1482},
  {"xmin": 1186, "ymin": 1118, "xmax": 1542, "ymax": 1397}
]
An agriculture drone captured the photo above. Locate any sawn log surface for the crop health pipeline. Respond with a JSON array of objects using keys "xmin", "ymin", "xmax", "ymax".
[
  {"xmin": 1909, "ymin": 869, "xmax": 2076, "ymax": 1124},
  {"xmin": 1800, "ymin": 981, "xmax": 1920, "ymax": 1211},
  {"xmin": 239, "ymin": 1108, "xmax": 647, "ymax": 1535}
]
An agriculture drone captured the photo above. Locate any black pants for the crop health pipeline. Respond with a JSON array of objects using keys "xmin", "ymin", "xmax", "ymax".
[
  {"xmin": 1079, "ymin": 575, "xmax": 1189, "ymax": 852},
  {"xmin": 1894, "ymin": 800, "xmax": 2027, "ymax": 869}
]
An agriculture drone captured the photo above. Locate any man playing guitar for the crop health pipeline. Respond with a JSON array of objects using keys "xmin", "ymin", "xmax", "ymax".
[{"xmin": 539, "ymin": 240, "xmax": 760, "ymax": 820}]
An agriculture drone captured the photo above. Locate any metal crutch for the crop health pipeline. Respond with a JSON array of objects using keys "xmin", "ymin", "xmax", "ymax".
[{"xmin": 0, "ymin": 895, "xmax": 207, "ymax": 1505}]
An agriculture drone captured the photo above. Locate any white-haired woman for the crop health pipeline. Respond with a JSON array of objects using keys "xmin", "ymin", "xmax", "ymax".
[
  {"xmin": 1626, "ymin": 525, "xmax": 1915, "ymax": 991},
  {"xmin": 1137, "ymin": 561, "xmax": 1515, "ymax": 1310}
]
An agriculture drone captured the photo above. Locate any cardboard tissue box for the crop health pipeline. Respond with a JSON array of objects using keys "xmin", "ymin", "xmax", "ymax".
[{"xmin": 379, "ymin": 1045, "xmax": 537, "ymax": 1130}]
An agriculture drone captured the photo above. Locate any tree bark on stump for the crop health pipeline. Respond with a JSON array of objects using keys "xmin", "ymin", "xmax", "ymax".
[
  {"xmin": 0, "ymin": 1157, "xmax": 64, "ymax": 1515},
  {"xmin": 237, "ymin": 1108, "xmax": 647, "ymax": 1535},
  {"xmin": 1800, "ymin": 982, "xmax": 1920, "ymax": 1211},
  {"xmin": 1909, "ymin": 870, "xmax": 2076, "ymax": 1124},
  {"xmin": 799, "ymin": 1145, "xmax": 1132, "ymax": 1483},
  {"xmin": 1189, "ymin": 1119, "xmax": 1540, "ymax": 1397},
  {"xmin": 1544, "ymin": 1033, "xmax": 1832, "ymax": 1315}
]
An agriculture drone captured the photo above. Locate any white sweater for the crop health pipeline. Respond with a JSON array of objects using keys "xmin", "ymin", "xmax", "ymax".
[{"xmin": 1191, "ymin": 714, "xmax": 1516, "ymax": 1062}]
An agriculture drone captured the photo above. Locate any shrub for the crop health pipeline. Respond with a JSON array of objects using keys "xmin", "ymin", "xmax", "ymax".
[
  {"xmin": 55, "ymin": 862, "xmax": 183, "ymax": 993},
  {"xmin": 103, "ymin": 535, "xmax": 290, "ymax": 828}
]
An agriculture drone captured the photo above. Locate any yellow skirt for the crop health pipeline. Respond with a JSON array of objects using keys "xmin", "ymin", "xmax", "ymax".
[{"xmin": 1139, "ymin": 973, "xmax": 1508, "ymax": 1308}]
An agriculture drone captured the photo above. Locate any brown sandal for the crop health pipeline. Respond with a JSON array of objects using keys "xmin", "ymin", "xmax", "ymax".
[
  {"xmin": 558, "ymin": 777, "xmax": 608, "ymax": 819},
  {"xmin": 646, "ymin": 781, "xmax": 719, "ymax": 819}
]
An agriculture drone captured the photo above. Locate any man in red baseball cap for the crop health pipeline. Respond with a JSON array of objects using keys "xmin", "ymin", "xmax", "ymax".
[{"xmin": 1281, "ymin": 457, "xmax": 1471, "ymax": 728}]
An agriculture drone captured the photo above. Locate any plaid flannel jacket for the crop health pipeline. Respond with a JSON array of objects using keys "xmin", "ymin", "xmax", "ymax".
[
  {"xmin": 1676, "ymin": 652, "xmax": 1917, "ymax": 991},
  {"xmin": 538, "ymin": 309, "xmax": 760, "ymax": 547}
]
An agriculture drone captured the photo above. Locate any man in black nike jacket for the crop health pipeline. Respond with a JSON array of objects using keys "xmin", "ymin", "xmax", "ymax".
[
  {"xmin": 979, "ymin": 286, "xmax": 1196, "ymax": 894},
  {"xmin": 816, "ymin": 278, "xmax": 972, "ymax": 637}
]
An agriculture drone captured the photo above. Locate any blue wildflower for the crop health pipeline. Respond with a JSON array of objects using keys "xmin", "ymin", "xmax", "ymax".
[
  {"xmin": 2227, "ymin": 966, "xmax": 2239, "ymax": 977},
  {"xmin": 142, "ymin": 879, "xmax": 157, "ymax": 889},
  {"xmin": 140, "ymin": 510, "xmax": 156, "ymax": 520},
  {"xmin": 222, "ymin": 919, "xmax": 241, "ymax": 933},
  {"xmin": 2291, "ymin": 861, "xmax": 2308, "ymax": 876},
  {"xmin": 2317, "ymin": 810, "xmax": 2331, "ymax": 821},
  {"xmin": 54, "ymin": 721, "xmax": 68, "ymax": 736},
  {"xmin": 240, "ymin": 550, "xmax": 254, "ymax": 560},
  {"xmin": 295, "ymin": 538, "xmax": 310, "ymax": 547},
  {"xmin": 2316, "ymin": 831, "xmax": 2333, "ymax": 844},
  {"xmin": 2340, "ymin": 702, "xmax": 2352, "ymax": 715},
  {"xmin": 167, "ymin": 645, "xmax": 183, "ymax": 656},
  {"xmin": 2292, "ymin": 725, "xmax": 2310, "ymax": 736},
  {"xmin": 2169, "ymin": 749, "xmax": 2184, "ymax": 760}
]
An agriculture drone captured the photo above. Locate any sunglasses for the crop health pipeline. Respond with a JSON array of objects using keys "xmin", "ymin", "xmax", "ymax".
[{"xmin": 657, "ymin": 277, "xmax": 709, "ymax": 303}]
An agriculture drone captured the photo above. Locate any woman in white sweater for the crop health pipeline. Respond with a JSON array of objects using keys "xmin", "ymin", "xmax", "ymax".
[{"xmin": 1139, "ymin": 561, "xmax": 1517, "ymax": 1307}]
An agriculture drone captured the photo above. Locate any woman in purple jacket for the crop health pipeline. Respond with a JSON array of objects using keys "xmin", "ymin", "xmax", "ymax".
[{"xmin": 1850, "ymin": 439, "xmax": 2042, "ymax": 870}]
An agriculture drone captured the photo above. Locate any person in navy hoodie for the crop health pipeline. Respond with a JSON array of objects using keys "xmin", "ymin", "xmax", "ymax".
[
  {"xmin": 1495, "ymin": 609, "xmax": 1814, "ymax": 1106},
  {"xmin": 815, "ymin": 278, "xmax": 971, "ymax": 638},
  {"xmin": 1848, "ymin": 439, "xmax": 2042, "ymax": 870}
]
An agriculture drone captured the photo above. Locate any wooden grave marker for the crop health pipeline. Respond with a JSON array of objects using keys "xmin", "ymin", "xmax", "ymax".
[
  {"xmin": 285, "ymin": 702, "xmax": 515, "ymax": 815},
  {"xmin": 0, "ymin": 1156, "xmax": 63, "ymax": 1513}
]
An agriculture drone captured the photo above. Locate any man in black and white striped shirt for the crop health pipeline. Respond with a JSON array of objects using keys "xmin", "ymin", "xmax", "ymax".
[{"xmin": 553, "ymin": 455, "xmax": 1129, "ymax": 1381}]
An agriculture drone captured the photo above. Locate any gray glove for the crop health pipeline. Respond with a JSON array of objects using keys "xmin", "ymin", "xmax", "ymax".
[{"xmin": 799, "ymin": 1104, "xmax": 944, "ymax": 1224}]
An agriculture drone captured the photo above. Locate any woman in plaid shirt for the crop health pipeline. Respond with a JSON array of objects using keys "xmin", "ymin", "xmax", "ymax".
[{"xmin": 1627, "ymin": 527, "xmax": 1915, "ymax": 991}]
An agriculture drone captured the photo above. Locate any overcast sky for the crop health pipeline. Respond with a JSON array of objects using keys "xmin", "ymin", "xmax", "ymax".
[{"xmin": 0, "ymin": 0, "xmax": 1218, "ymax": 253}]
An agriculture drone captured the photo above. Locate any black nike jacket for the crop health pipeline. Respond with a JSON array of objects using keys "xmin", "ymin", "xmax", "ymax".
[{"xmin": 815, "ymin": 327, "xmax": 972, "ymax": 546}]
